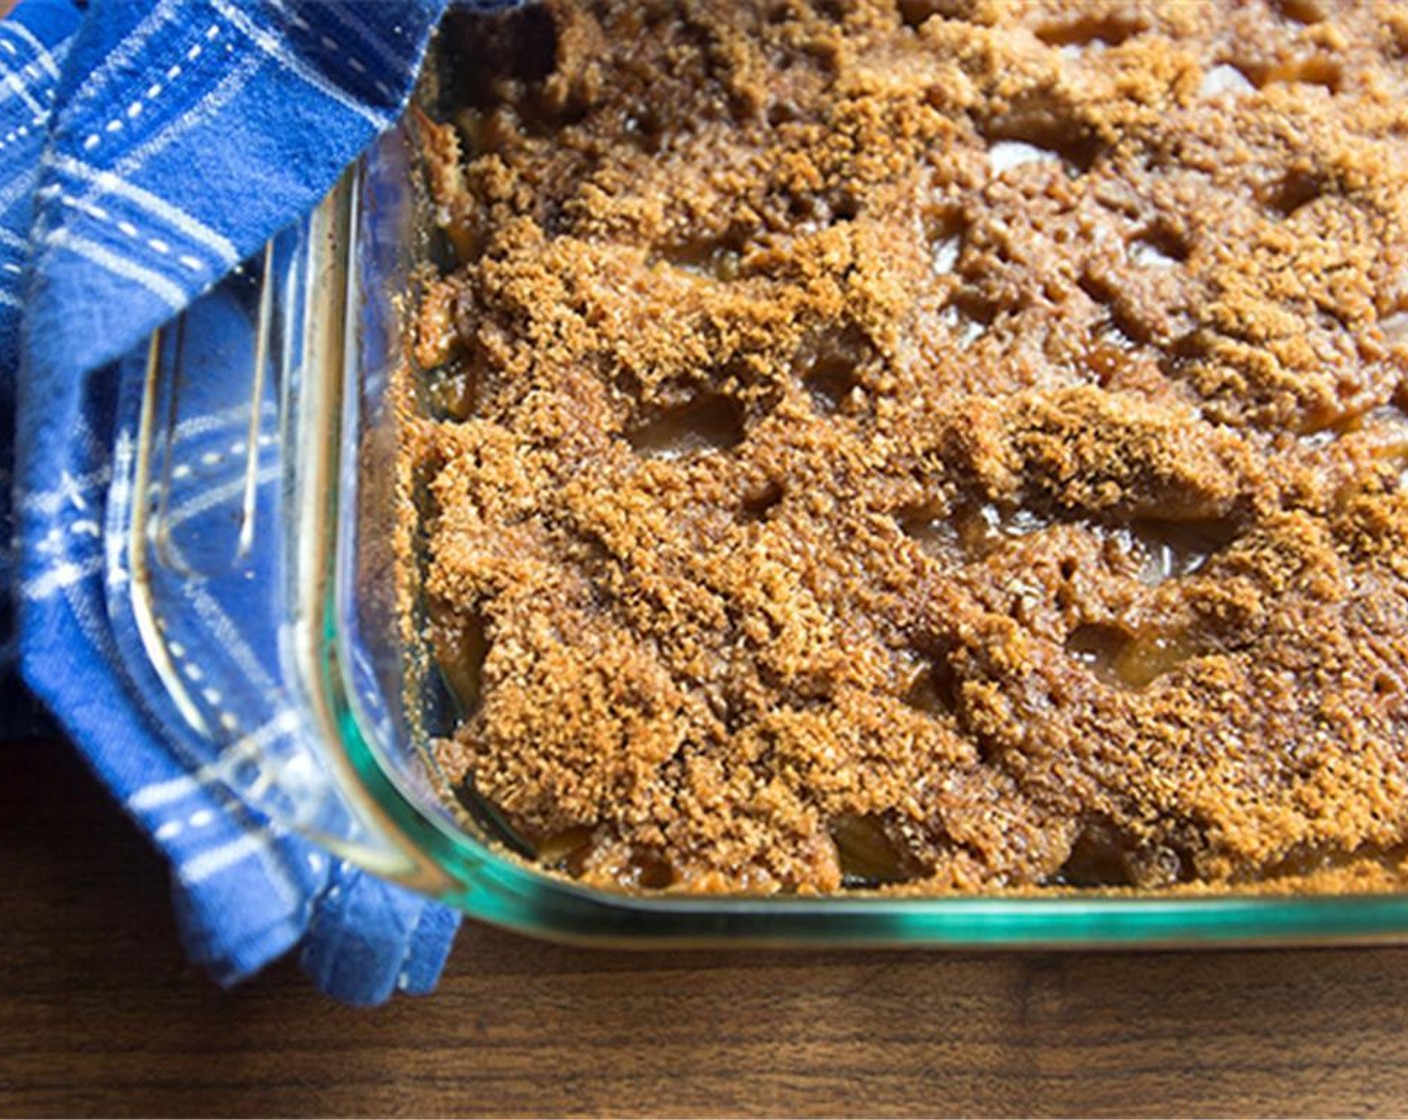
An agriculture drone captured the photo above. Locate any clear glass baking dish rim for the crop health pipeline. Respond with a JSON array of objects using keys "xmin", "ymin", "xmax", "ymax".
[{"xmin": 129, "ymin": 119, "xmax": 1408, "ymax": 949}]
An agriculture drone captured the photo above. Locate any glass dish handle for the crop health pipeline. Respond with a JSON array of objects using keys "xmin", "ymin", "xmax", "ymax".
[{"xmin": 110, "ymin": 214, "xmax": 437, "ymax": 888}]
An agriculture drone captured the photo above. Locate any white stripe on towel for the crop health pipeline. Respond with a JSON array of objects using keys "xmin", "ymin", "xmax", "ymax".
[
  {"xmin": 51, "ymin": 154, "xmax": 238, "ymax": 266},
  {"xmin": 128, "ymin": 710, "xmax": 300, "ymax": 811},
  {"xmin": 209, "ymin": 0, "xmax": 390, "ymax": 129},
  {"xmin": 5, "ymin": 22, "xmax": 65, "ymax": 80},
  {"xmin": 47, "ymin": 228, "xmax": 187, "ymax": 308},
  {"xmin": 178, "ymin": 827, "xmax": 278, "ymax": 884}
]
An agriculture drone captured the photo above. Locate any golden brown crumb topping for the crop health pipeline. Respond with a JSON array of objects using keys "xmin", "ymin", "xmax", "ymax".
[{"xmin": 412, "ymin": 0, "xmax": 1408, "ymax": 894}]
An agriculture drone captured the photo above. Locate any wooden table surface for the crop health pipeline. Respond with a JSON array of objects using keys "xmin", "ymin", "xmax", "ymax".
[{"xmin": 4, "ymin": 736, "xmax": 1408, "ymax": 1119}]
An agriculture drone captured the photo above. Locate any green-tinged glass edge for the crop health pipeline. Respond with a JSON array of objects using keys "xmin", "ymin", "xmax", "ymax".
[{"xmin": 324, "ymin": 592, "xmax": 1408, "ymax": 948}]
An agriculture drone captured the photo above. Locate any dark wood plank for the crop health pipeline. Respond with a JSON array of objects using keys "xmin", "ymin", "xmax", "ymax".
[{"xmin": 3, "ymin": 736, "xmax": 1408, "ymax": 1119}]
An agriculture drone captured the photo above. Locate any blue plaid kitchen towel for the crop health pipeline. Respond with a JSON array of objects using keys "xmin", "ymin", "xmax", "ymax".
[{"xmin": 1, "ymin": 0, "xmax": 472, "ymax": 1004}]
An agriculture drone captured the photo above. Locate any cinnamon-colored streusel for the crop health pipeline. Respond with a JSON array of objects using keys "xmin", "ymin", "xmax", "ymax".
[{"xmin": 409, "ymin": 0, "xmax": 1408, "ymax": 894}]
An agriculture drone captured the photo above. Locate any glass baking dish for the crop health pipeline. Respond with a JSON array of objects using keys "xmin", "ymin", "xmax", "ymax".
[{"xmin": 111, "ymin": 45, "xmax": 1408, "ymax": 950}]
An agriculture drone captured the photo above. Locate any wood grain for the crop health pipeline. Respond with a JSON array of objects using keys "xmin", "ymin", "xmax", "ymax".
[{"xmin": 4, "ymin": 736, "xmax": 1408, "ymax": 1119}]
